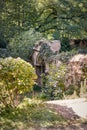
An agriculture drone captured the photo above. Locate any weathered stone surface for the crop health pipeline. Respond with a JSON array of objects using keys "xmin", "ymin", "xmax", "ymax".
[
  {"xmin": 32, "ymin": 39, "xmax": 61, "ymax": 86},
  {"xmin": 32, "ymin": 39, "xmax": 61, "ymax": 66}
]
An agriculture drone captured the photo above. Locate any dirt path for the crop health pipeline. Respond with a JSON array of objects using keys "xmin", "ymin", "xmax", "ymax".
[
  {"xmin": 41, "ymin": 98, "xmax": 87, "ymax": 130},
  {"xmin": 29, "ymin": 98, "xmax": 87, "ymax": 130},
  {"xmin": 46, "ymin": 98, "xmax": 87, "ymax": 119},
  {"xmin": 46, "ymin": 104, "xmax": 80, "ymax": 120}
]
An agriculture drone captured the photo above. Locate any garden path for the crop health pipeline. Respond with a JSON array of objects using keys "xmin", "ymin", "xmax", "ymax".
[{"xmin": 46, "ymin": 98, "xmax": 87, "ymax": 119}]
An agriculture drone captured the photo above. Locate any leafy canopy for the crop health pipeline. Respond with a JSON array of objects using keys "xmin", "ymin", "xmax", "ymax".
[{"xmin": 0, "ymin": 0, "xmax": 87, "ymax": 42}]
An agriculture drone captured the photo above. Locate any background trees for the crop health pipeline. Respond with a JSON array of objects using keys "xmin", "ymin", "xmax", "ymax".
[
  {"xmin": 8, "ymin": 29, "xmax": 43, "ymax": 61},
  {"xmin": 0, "ymin": 0, "xmax": 38, "ymax": 41},
  {"xmin": 36, "ymin": 0, "xmax": 87, "ymax": 39},
  {"xmin": 0, "ymin": 0, "xmax": 87, "ymax": 44}
]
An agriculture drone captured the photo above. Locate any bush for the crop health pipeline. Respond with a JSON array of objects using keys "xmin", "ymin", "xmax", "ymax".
[
  {"xmin": 65, "ymin": 54, "xmax": 87, "ymax": 96},
  {"xmin": 7, "ymin": 29, "xmax": 43, "ymax": 61},
  {"xmin": 58, "ymin": 49, "xmax": 78, "ymax": 63},
  {"xmin": 41, "ymin": 64, "xmax": 67, "ymax": 100},
  {"xmin": 0, "ymin": 57, "xmax": 37, "ymax": 107}
]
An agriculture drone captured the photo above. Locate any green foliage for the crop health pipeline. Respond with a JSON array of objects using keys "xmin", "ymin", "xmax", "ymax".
[
  {"xmin": 61, "ymin": 37, "xmax": 71, "ymax": 52},
  {"xmin": 58, "ymin": 49, "xmax": 78, "ymax": 63},
  {"xmin": 39, "ymin": 41, "xmax": 56, "ymax": 62},
  {"xmin": 0, "ymin": 57, "xmax": 37, "ymax": 107},
  {"xmin": 0, "ymin": 35, "xmax": 7, "ymax": 48},
  {"xmin": 80, "ymin": 59, "xmax": 87, "ymax": 97},
  {"xmin": 64, "ymin": 85, "xmax": 74, "ymax": 96},
  {"xmin": 0, "ymin": 0, "xmax": 39, "ymax": 41},
  {"xmin": 36, "ymin": 0, "xmax": 87, "ymax": 39},
  {"xmin": 0, "ymin": 48, "xmax": 9, "ymax": 58},
  {"xmin": 41, "ymin": 64, "xmax": 67, "ymax": 100},
  {"xmin": 8, "ymin": 29, "xmax": 43, "ymax": 61},
  {"xmin": 0, "ymin": 98, "xmax": 66, "ymax": 130},
  {"xmin": 0, "ymin": 0, "xmax": 87, "ymax": 42},
  {"xmin": 33, "ymin": 85, "xmax": 41, "ymax": 92},
  {"xmin": 82, "ymin": 59, "xmax": 87, "ymax": 79}
]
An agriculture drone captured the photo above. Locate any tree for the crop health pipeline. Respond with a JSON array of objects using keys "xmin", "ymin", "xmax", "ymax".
[
  {"xmin": 0, "ymin": 0, "xmax": 87, "ymax": 43},
  {"xmin": 8, "ymin": 29, "xmax": 43, "ymax": 61},
  {"xmin": 35, "ymin": 0, "xmax": 87, "ymax": 39},
  {"xmin": 0, "ymin": 0, "xmax": 39, "ymax": 41}
]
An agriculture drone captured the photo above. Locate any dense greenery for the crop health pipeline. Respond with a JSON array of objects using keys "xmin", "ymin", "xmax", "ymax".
[
  {"xmin": 40, "ymin": 64, "xmax": 67, "ymax": 100},
  {"xmin": 0, "ymin": 35, "xmax": 7, "ymax": 48},
  {"xmin": 0, "ymin": 57, "xmax": 37, "ymax": 107},
  {"xmin": 8, "ymin": 29, "xmax": 43, "ymax": 61},
  {"xmin": 0, "ymin": 0, "xmax": 87, "ymax": 128},
  {"xmin": 0, "ymin": 1, "xmax": 87, "ymax": 130},
  {"xmin": 0, "ymin": 0, "xmax": 87, "ymax": 43},
  {"xmin": 38, "ymin": 51, "xmax": 87, "ymax": 100},
  {"xmin": 0, "ymin": 98, "xmax": 67, "ymax": 130}
]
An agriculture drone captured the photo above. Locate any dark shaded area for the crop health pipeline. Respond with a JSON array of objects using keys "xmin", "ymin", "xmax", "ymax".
[
  {"xmin": 70, "ymin": 39, "xmax": 87, "ymax": 48},
  {"xmin": 0, "ymin": 48, "xmax": 9, "ymax": 58},
  {"xmin": 61, "ymin": 37, "xmax": 71, "ymax": 52},
  {"xmin": 0, "ymin": 35, "xmax": 8, "ymax": 48},
  {"xmin": 78, "ymin": 48, "xmax": 87, "ymax": 54}
]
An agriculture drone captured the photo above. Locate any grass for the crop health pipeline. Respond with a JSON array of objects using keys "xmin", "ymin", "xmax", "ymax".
[{"xmin": 0, "ymin": 98, "xmax": 67, "ymax": 130}]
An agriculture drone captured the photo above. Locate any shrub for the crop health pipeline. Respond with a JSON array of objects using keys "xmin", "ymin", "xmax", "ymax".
[
  {"xmin": 7, "ymin": 29, "xmax": 43, "ymax": 61},
  {"xmin": 58, "ymin": 49, "xmax": 78, "ymax": 63},
  {"xmin": 0, "ymin": 57, "xmax": 37, "ymax": 107},
  {"xmin": 65, "ymin": 54, "xmax": 87, "ymax": 96},
  {"xmin": 41, "ymin": 64, "xmax": 67, "ymax": 100}
]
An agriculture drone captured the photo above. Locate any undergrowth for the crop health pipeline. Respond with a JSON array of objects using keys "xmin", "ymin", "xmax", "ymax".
[{"xmin": 0, "ymin": 98, "xmax": 67, "ymax": 130}]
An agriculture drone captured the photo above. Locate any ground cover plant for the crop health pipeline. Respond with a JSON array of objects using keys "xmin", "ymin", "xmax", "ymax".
[{"xmin": 0, "ymin": 98, "xmax": 67, "ymax": 130}]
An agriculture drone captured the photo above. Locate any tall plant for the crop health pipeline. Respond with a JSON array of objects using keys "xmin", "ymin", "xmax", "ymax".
[{"xmin": 41, "ymin": 64, "xmax": 67, "ymax": 100}]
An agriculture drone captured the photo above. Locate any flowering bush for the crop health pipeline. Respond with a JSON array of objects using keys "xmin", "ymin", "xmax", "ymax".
[
  {"xmin": 41, "ymin": 64, "xmax": 67, "ymax": 100},
  {"xmin": 65, "ymin": 54, "xmax": 87, "ymax": 95},
  {"xmin": 0, "ymin": 57, "xmax": 37, "ymax": 107}
]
